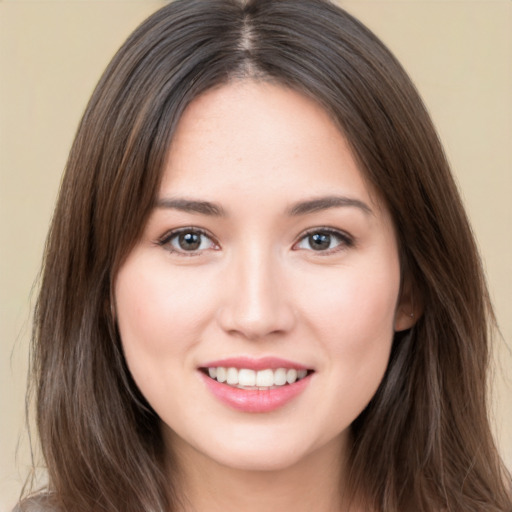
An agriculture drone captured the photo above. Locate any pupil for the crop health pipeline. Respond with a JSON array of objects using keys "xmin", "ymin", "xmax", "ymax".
[
  {"xmin": 179, "ymin": 232, "xmax": 201, "ymax": 250},
  {"xmin": 310, "ymin": 233, "xmax": 330, "ymax": 250}
]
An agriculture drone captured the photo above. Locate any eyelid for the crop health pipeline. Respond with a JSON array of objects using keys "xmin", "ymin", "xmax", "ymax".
[
  {"xmin": 156, "ymin": 227, "xmax": 219, "ymax": 256},
  {"xmin": 293, "ymin": 227, "xmax": 355, "ymax": 254},
  {"xmin": 154, "ymin": 226, "xmax": 354, "ymax": 256}
]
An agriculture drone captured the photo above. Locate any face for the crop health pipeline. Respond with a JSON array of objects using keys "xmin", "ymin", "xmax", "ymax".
[{"xmin": 115, "ymin": 81, "xmax": 415, "ymax": 473}]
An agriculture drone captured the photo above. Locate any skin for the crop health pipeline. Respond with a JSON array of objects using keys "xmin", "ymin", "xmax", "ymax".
[{"xmin": 115, "ymin": 80, "xmax": 416, "ymax": 512}]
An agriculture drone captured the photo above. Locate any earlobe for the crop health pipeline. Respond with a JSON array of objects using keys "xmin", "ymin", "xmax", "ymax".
[
  {"xmin": 394, "ymin": 277, "xmax": 422, "ymax": 332},
  {"xmin": 394, "ymin": 307, "xmax": 418, "ymax": 332},
  {"xmin": 105, "ymin": 291, "xmax": 117, "ymax": 323}
]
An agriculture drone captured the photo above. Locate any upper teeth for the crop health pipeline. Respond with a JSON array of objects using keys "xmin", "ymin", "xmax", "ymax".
[{"xmin": 207, "ymin": 367, "xmax": 308, "ymax": 388}]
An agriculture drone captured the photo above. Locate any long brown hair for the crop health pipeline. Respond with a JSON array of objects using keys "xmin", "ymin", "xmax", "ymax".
[{"xmin": 23, "ymin": 0, "xmax": 511, "ymax": 511}]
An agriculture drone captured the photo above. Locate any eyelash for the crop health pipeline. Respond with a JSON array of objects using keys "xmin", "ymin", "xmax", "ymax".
[
  {"xmin": 293, "ymin": 227, "xmax": 354, "ymax": 255},
  {"xmin": 156, "ymin": 227, "xmax": 354, "ymax": 256},
  {"xmin": 156, "ymin": 227, "xmax": 219, "ymax": 257}
]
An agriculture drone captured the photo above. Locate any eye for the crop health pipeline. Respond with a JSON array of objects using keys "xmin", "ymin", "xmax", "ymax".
[
  {"xmin": 158, "ymin": 228, "xmax": 218, "ymax": 255},
  {"xmin": 294, "ymin": 229, "xmax": 353, "ymax": 253}
]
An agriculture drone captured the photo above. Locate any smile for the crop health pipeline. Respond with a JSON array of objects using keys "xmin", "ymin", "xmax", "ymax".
[
  {"xmin": 204, "ymin": 367, "xmax": 310, "ymax": 389},
  {"xmin": 198, "ymin": 358, "xmax": 314, "ymax": 413}
]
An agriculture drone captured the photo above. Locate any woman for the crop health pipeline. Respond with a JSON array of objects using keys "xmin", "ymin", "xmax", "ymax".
[{"xmin": 19, "ymin": 0, "xmax": 511, "ymax": 511}]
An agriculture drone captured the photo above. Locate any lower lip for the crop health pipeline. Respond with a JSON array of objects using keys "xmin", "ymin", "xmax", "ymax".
[{"xmin": 200, "ymin": 372, "xmax": 312, "ymax": 413}]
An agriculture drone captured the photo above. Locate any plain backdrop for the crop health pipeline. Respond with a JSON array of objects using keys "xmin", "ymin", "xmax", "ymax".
[{"xmin": 1, "ymin": 1, "xmax": 511, "ymax": 510}]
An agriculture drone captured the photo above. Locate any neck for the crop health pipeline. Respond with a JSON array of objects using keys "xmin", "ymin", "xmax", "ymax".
[{"xmin": 166, "ymin": 432, "xmax": 361, "ymax": 512}]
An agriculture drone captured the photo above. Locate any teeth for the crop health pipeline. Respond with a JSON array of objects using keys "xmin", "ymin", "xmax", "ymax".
[
  {"xmin": 286, "ymin": 368, "xmax": 297, "ymax": 384},
  {"xmin": 297, "ymin": 369, "xmax": 307, "ymax": 379},
  {"xmin": 256, "ymin": 369, "xmax": 274, "ymax": 387},
  {"xmin": 274, "ymin": 368, "xmax": 287, "ymax": 386},
  {"xmin": 206, "ymin": 366, "xmax": 310, "ymax": 388},
  {"xmin": 216, "ymin": 367, "xmax": 227, "ymax": 383},
  {"xmin": 226, "ymin": 367, "xmax": 238, "ymax": 385},
  {"xmin": 238, "ymin": 369, "xmax": 256, "ymax": 387}
]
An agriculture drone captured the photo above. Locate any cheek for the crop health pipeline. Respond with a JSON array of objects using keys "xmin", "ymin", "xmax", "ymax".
[
  {"xmin": 115, "ymin": 260, "xmax": 215, "ymax": 355},
  {"xmin": 297, "ymin": 255, "xmax": 400, "ymax": 392},
  {"xmin": 301, "ymin": 261, "xmax": 399, "ymax": 338},
  {"xmin": 114, "ymin": 270, "xmax": 192, "ymax": 410},
  {"xmin": 114, "ymin": 258, "xmax": 218, "ymax": 412}
]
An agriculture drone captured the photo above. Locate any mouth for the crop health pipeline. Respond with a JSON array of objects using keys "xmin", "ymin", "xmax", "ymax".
[
  {"xmin": 198, "ymin": 357, "xmax": 315, "ymax": 412},
  {"xmin": 200, "ymin": 366, "xmax": 314, "ymax": 390}
]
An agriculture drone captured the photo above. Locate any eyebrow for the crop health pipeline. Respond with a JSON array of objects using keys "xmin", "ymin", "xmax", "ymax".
[
  {"xmin": 155, "ymin": 197, "xmax": 226, "ymax": 216},
  {"xmin": 155, "ymin": 194, "xmax": 373, "ymax": 218},
  {"xmin": 286, "ymin": 195, "xmax": 373, "ymax": 216}
]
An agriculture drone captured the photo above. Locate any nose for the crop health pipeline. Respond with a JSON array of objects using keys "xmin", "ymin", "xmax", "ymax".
[{"xmin": 216, "ymin": 247, "xmax": 296, "ymax": 340}]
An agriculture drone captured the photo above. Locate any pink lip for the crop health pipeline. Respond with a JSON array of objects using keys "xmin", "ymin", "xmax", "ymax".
[
  {"xmin": 199, "ymin": 357, "xmax": 313, "ymax": 413},
  {"xmin": 200, "ymin": 373, "xmax": 311, "ymax": 413},
  {"xmin": 201, "ymin": 356, "xmax": 310, "ymax": 371}
]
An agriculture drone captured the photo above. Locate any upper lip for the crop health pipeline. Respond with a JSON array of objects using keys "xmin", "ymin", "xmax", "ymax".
[{"xmin": 200, "ymin": 356, "xmax": 311, "ymax": 371}]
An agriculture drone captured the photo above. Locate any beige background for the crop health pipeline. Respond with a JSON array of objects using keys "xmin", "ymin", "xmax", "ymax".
[{"xmin": 1, "ymin": 1, "xmax": 511, "ymax": 510}]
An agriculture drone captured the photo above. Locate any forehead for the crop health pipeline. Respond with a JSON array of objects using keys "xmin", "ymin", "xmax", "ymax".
[{"xmin": 161, "ymin": 80, "xmax": 379, "ymax": 210}]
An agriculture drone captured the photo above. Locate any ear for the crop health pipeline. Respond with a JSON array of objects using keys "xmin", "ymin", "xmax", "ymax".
[
  {"xmin": 394, "ymin": 276, "xmax": 422, "ymax": 332},
  {"xmin": 105, "ymin": 289, "xmax": 117, "ymax": 323}
]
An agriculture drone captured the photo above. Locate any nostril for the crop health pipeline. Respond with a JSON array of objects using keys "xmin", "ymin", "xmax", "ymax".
[{"xmin": 216, "ymin": 304, "xmax": 297, "ymax": 341}]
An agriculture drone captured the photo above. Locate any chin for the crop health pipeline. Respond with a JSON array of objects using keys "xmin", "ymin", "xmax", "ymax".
[
  {"xmin": 207, "ymin": 444, "xmax": 308, "ymax": 473},
  {"xmin": 167, "ymin": 421, "xmax": 319, "ymax": 473},
  {"xmin": 195, "ymin": 424, "xmax": 344, "ymax": 474}
]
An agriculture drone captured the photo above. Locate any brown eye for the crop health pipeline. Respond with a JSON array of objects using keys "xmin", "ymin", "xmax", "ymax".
[
  {"xmin": 295, "ymin": 229, "xmax": 353, "ymax": 253},
  {"xmin": 159, "ymin": 228, "xmax": 217, "ymax": 255},
  {"xmin": 308, "ymin": 232, "xmax": 332, "ymax": 251},
  {"xmin": 177, "ymin": 232, "xmax": 202, "ymax": 251}
]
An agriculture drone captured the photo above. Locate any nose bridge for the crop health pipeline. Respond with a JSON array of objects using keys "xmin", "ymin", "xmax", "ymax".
[{"xmin": 217, "ymin": 241, "xmax": 295, "ymax": 339}]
